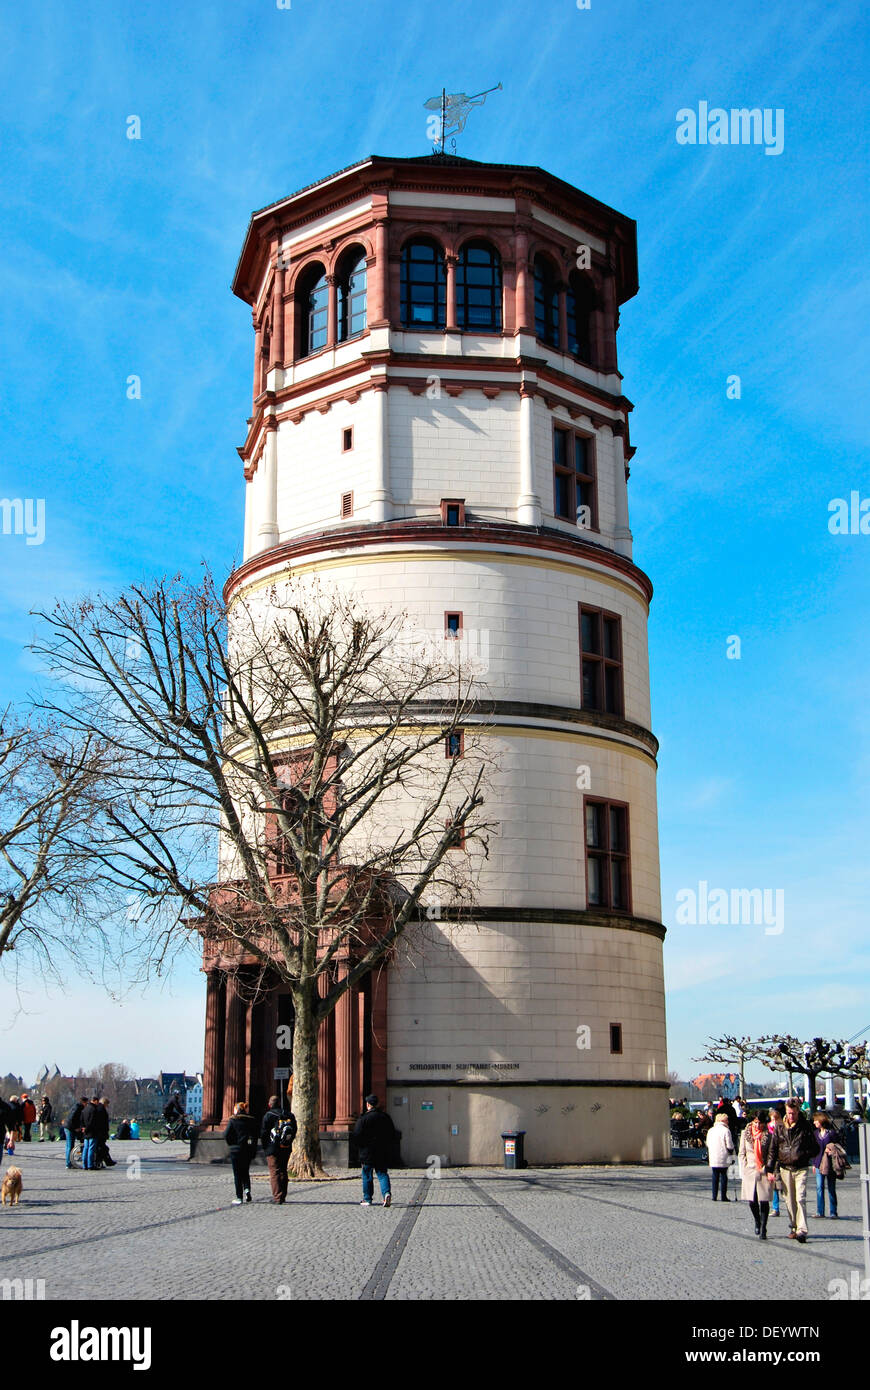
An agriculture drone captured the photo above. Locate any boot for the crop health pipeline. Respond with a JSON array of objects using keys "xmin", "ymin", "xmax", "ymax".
[{"xmin": 760, "ymin": 1212, "xmax": 768, "ymax": 1240}]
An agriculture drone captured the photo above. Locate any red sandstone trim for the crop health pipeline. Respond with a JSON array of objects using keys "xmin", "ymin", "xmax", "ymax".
[{"xmin": 223, "ymin": 522, "xmax": 654, "ymax": 606}]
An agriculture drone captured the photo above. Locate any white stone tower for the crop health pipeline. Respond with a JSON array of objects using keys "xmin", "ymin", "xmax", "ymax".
[{"xmin": 228, "ymin": 154, "xmax": 669, "ymax": 1164}]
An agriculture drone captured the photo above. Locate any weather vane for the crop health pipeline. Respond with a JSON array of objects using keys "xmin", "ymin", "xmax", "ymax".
[{"xmin": 424, "ymin": 84, "xmax": 502, "ymax": 154}]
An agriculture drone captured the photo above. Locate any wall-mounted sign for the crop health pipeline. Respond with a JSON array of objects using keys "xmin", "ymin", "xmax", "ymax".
[{"xmin": 421, "ymin": 1101, "xmax": 434, "ymax": 1111}]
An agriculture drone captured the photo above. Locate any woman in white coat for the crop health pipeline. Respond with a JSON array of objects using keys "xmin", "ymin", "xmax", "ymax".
[
  {"xmin": 739, "ymin": 1107, "xmax": 776, "ymax": 1239},
  {"xmin": 707, "ymin": 1112, "xmax": 735, "ymax": 1201}
]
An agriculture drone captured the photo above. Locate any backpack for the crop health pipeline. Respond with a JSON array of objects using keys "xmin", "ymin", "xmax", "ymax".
[{"xmin": 270, "ymin": 1116, "xmax": 296, "ymax": 1150}]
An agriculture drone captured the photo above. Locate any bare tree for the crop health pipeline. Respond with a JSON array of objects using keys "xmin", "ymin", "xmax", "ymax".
[
  {"xmin": 0, "ymin": 709, "xmax": 106, "ymax": 980},
  {"xmin": 755, "ymin": 1036, "xmax": 868, "ymax": 1109},
  {"xmin": 693, "ymin": 1036, "xmax": 763, "ymax": 1101},
  {"xmin": 34, "ymin": 572, "xmax": 495, "ymax": 1176}
]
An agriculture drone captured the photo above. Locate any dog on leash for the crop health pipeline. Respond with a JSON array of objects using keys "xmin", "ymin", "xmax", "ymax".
[{"xmin": 1, "ymin": 1167, "xmax": 23, "ymax": 1205}]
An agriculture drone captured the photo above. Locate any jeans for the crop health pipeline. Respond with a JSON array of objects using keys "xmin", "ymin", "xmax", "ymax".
[
  {"xmin": 266, "ymin": 1153, "xmax": 289, "ymax": 1202},
  {"xmin": 65, "ymin": 1129, "xmax": 78, "ymax": 1166},
  {"xmin": 771, "ymin": 1185, "xmax": 779, "ymax": 1213},
  {"xmin": 711, "ymin": 1166, "xmax": 729, "ymax": 1199},
  {"xmin": 361, "ymin": 1165, "xmax": 391, "ymax": 1202},
  {"xmin": 815, "ymin": 1168, "xmax": 838, "ymax": 1215},
  {"xmin": 82, "ymin": 1137, "xmax": 97, "ymax": 1170}
]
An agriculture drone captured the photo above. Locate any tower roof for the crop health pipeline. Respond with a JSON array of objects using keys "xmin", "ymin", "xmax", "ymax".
[{"xmin": 232, "ymin": 153, "xmax": 638, "ymax": 305}]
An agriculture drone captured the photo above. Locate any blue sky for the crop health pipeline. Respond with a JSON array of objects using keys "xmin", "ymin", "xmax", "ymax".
[{"xmin": 0, "ymin": 0, "xmax": 867, "ymax": 1085}]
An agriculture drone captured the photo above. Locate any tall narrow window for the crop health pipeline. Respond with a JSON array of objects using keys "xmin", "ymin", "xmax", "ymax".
[
  {"xmin": 609, "ymin": 1023, "xmax": 623, "ymax": 1054},
  {"xmin": 533, "ymin": 255, "xmax": 560, "ymax": 347},
  {"xmin": 566, "ymin": 271, "xmax": 596, "ymax": 364},
  {"xmin": 298, "ymin": 264, "xmax": 328, "ymax": 357},
  {"xmin": 445, "ymin": 612, "xmax": 462, "ymax": 639},
  {"xmin": 585, "ymin": 798, "xmax": 630, "ymax": 912},
  {"xmin": 554, "ymin": 426, "xmax": 597, "ymax": 528},
  {"xmin": 337, "ymin": 250, "xmax": 367, "ymax": 341},
  {"xmin": 400, "ymin": 239, "xmax": 446, "ymax": 328},
  {"xmin": 579, "ymin": 606, "xmax": 623, "ymax": 715},
  {"xmin": 456, "ymin": 241, "xmax": 502, "ymax": 331}
]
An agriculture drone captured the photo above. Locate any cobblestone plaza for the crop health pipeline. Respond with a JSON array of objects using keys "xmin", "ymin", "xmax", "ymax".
[{"xmin": 0, "ymin": 1144, "xmax": 863, "ymax": 1302}]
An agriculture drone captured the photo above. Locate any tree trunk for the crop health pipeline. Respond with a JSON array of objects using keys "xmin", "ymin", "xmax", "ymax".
[{"xmin": 288, "ymin": 981, "xmax": 327, "ymax": 1178}]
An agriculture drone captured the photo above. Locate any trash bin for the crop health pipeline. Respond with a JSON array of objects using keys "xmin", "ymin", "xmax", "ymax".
[{"xmin": 501, "ymin": 1130, "xmax": 526, "ymax": 1169}]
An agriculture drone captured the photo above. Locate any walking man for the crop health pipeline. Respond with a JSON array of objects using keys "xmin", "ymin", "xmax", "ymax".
[
  {"xmin": 260, "ymin": 1094, "xmax": 297, "ymax": 1204},
  {"xmin": 775, "ymin": 1097, "xmax": 816, "ymax": 1244},
  {"xmin": 353, "ymin": 1095, "xmax": 396, "ymax": 1208},
  {"xmin": 65, "ymin": 1097, "xmax": 87, "ymax": 1168}
]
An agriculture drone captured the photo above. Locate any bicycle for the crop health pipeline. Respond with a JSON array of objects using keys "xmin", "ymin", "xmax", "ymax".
[{"xmin": 150, "ymin": 1116, "xmax": 193, "ymax": 1143}]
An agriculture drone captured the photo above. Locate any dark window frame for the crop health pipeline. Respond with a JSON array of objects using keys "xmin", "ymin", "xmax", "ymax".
[
  {"xmin": 336, "ymin": 248, "xmax": 368, "ymax": 343},
  {"xmin": 444, "ymin": 611, "xmax": 463, "ymax": 639},
  {"xmin": 456, "ymin": 240, "xmax": 502, "ymax": 332},
  {"xmin": 533, "ymin": 255, "xmax": 560, "ymax": 348},
  {"xmin": 400, "ymin": 238, "xmax": 447, "ymax": 329},
  {"xmin": 342, "ymin": 427, "xmax": 354, "ymax": 453},
  {"xmin": 554, "ymin": 424, "xmax": 598, "ymax": 529},
  {"xmin": 609, "ymin": 1023, "xmax": 623, "ymax": 1055},
  {"xmin": 298, "ymin": 263, "xmax": 329, "ymax": 359},
  {"xmin": 578, "ymin": 605, "xmax": 624, "ymax": 717},
  {"xmin": 583, "ymin": 796, "xmax": 631, "ymax": 914}
]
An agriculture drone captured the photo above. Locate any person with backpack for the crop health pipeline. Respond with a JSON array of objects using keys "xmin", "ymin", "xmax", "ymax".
[
  {"xmin": 774, "ymin": 1097, "xmax": 817, "ymax": 1243},
  {"xmin": 352, "ymin": 1094, "xmax": 397, "ymax": 1208},
  {"xmin": 223, "ymin": 1101, "xmax": 259, "ymax": 1205},
  {"xmin": 260, "ymin": 1094, "xmax": 297, "ymax": 1204}
]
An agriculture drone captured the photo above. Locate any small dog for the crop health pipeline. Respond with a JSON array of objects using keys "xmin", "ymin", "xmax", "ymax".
[{"xmin": 1, "ymin": 1167, "xmax": 23, "ymax": 1206}]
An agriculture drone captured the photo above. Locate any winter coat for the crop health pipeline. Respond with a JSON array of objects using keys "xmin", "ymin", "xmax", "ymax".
[
  {"xmin": 260, "ymin": 1107, "xmax": 297, "ymax": 1159},
  {"xmin": 65, "ymin": 1102, "xmax": 85, "ymax": 1133},
  {"xmin": 21, "ymin": 1098, "xmax": 36, "ymax": 1124},
  {"xmin": 739, "ymin": 1124, "xmax": 776, "ymax": 1201},
  {"xmin": 706, "ymin": 1122, "xmax": 736, "ymax": 1168},
  {"xmin": 38, "ymin": 1099, "xmax": 52, "ymax": 1122},
  {"xmin": 775, "ymin": 1115, "xmax": 816, "ymax": 1170},
  {"xmin": 223, "ymin": 1114, "xmax": 259, "ymax": 1153},
  {"xmin": 352, "ymin": 1107, "xmax": 397, "ymax": 1168},
  {"xmin": 83, "ymin": 1104, "xmax": 109, "ymax": 1141}
]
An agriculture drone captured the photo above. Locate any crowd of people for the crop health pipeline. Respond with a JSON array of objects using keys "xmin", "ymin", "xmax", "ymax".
[
  {"xmin": 671, "ymin": 1093, "xmax": 853, "ymax": 1244},
  {"xmin": 1, "ymin": 1085, "xmax": 398, "ymax": 1209}
]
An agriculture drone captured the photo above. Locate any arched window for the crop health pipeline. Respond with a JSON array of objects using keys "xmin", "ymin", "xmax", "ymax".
[
  {"xmin": 298, "ymin": 263, "xmax": 328, "ymax": 358},
  {"xmin": 400, "ymin": 239, "xmax": 446, "ymax": 328},
  {"xmin": 337, "ymin": 249, "xmax": 367, "ymax": 342},
  {"xmin": 533, "ymin": 255, "xmax": 560, "ymax": 348},
  {"xmin": 456, "ymin": 240, "xmax": 502, "ymax": 331},
  {"xmin": 567, "ymin": 272, "xmax": 596, "ymax": 364}
]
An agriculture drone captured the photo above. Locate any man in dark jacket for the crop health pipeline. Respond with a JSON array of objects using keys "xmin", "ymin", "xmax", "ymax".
[
  {"xmin": 352, "ymin": 1095, "xmax": 397, "ymax": 1207},
  {"xmin": 38, "ymin": 1096, "xmax": 53, "ymax": 1141},
  {"xmin": 96, "ymin": 1097, "xmax": 115, "ymax": 1167},
  {"xmin": 82, "ymin": 1096, "xmax": 107, "ymax": 1170},
  {"xmin": 65, "ymin": 1098, "xmax": 88, "ymax": 1168},
  {"xmin": 260, "ymin": 1094, "xmax": 297, "ymax": 1204},
  {"xmin": 774, "ymin": 1098, "xmax": 816, "ymax": 1243}
]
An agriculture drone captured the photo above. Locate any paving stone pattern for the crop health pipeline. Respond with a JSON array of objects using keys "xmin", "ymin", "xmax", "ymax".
[{"xmin": 0, "ymin": 1144, "xmax": 862, "ymax": 1301}]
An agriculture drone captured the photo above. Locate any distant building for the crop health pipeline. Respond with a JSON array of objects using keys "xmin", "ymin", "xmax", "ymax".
[
  {"xmin": 185, "ymin": 1081, "xmax": 203, "ymax": 1121},
  {"xmin": 691, "ymin": 1072, "xmax": 741, "ymax": 1100}
]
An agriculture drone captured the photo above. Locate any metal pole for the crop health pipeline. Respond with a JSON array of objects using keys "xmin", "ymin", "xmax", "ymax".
[
  {"xmin": 440, "ymin": 89, "xmax": 446, "ymax": 153},
  {"xmin": 859, "ymin": 1123, "xmax": 870, "ymax": 1285}
]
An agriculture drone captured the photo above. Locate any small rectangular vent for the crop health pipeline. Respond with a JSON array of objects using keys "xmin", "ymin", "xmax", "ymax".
[{"xmin": 341, "ymin": 491, "xmax": 354, "ymax": 519}]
